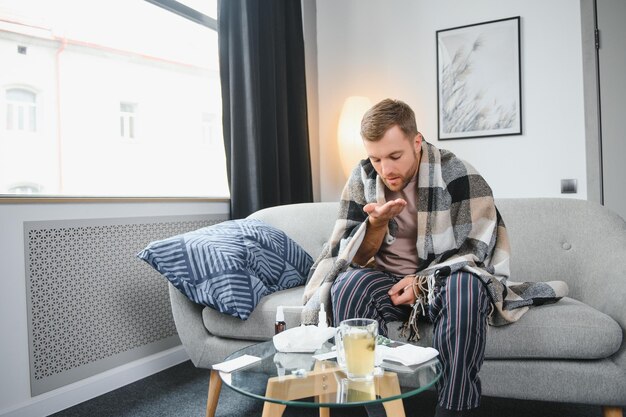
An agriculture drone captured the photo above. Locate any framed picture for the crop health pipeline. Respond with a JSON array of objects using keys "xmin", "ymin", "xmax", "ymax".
[{"xmin": 436, "ymin": 17, "xmax": 522, "ymax": 140}]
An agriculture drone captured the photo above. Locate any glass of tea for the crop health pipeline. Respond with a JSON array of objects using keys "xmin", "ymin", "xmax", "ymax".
[{"xmin": 338, "ymin": 318, "xmax": 378, "ymax": 380}]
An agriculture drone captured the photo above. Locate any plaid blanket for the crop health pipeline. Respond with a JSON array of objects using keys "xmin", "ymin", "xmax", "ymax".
[{"xmin": 301, "ymin": 140, "xmax": 568, "ymax": 335}]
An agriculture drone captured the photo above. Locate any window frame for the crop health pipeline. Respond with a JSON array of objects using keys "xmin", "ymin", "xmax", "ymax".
[{"xmin": 144, "ymin": 0, "xmax": 217, "ymax": 29}]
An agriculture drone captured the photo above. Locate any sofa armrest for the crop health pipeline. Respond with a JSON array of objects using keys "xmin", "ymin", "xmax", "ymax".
[
  {"xmin": 168, "ymin": 283, "xmax": 213, "ymax": 367},
  {"xmin": 578, "ymin": 236, "xmax": 626, "ymax": 370},
  {"xmin": 562, "ymin": 203, "xmax": 626, "ymax": 370},
  {"xmin": 498, "ymin": 198, "xmax": 626, "ymax": 371}
]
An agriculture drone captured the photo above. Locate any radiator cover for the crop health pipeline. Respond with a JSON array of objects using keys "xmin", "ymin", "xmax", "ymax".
[{"xmin": 24, "ymin": 214, "xmax": 226, "ymax": 395}]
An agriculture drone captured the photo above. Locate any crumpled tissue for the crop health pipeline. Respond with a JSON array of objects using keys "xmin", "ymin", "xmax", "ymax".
[
  {"xmin": 377, "ymin": 344, "xmax": 439, "ymax": 366},
  {"xmin": 272, "ymin": 325, "xmax": 336, "ymax": 353}
]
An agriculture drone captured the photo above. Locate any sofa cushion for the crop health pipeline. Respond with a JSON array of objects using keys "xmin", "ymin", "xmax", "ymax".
[
  {"xmin": 138, "ymin": 219, "xmax": 313, "ymax": 320},
  {"xmin": 203, "ymin": 286, "xmax": 306, "ymax": 340},
  {"xmin": 205, "ymin": 288, "xmax": 622, "ymax": 360},
  {"xmin": 388, "ymin": 297, "xmax": 622, "ymax": 360}
]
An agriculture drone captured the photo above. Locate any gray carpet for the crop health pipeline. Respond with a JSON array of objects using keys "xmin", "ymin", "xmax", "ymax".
[{"xmin": 51, "ymin": 360, "xmax": 620, "ymax": 417}]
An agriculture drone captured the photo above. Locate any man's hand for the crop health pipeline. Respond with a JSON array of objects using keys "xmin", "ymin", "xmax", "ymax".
[
  {"xmin": 363, "ymin": 198, "xmax": 407, "ymax": 228},
  {"xmin": 388, "ymin": 275, "xmax": 417, "ymax": 306},
  {"xmin": 352, "ymin": 199, "xmax": 407, "ymax": 267}
]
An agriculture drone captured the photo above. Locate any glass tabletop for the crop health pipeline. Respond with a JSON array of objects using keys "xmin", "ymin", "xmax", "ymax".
[{"xmin": 218, "ymin": 340, "xmax": 441, "ymax": 409}]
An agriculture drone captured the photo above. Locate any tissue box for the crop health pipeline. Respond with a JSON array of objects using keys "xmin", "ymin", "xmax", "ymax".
[{"xmin": 272, "ymin": 325, "xmax": 336, "ymax": 353}]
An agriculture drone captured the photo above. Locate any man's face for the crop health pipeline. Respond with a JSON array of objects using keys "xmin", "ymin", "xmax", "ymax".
[{"xmin": 363, "ymin": 125, "xmax": 422, "ymax": 192}]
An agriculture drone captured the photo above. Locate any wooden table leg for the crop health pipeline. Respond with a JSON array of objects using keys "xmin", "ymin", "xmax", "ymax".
[
  {"xmin": 206, "ymin": 370, "xmax": 222, "ymax": 417},
  {"xmin": 381, "ymin": 397, "xmax": 406, "ymax": 417},
  {"xmin": 261, "ymin": 396, "xmax": 287, "ymax": 417},
  {"xmin": 602, "ymin": 406, "xmax": 624, "ymax": 417},
  {"xmin": 315, "ymin": 361, "xmax": 335, "ymax": 417},
  {"xmin": 262, "ymin": 376, "xmax": 288, "ymax": 417},
  {"xmin": 261, "ymin": 402, "xmax": 287, "ymax": 417},
  {"xmin": 262, "ymin": 367, "xmax": 338, "ymax": 417},
  {"xmin": 378, "ymin": 373, "xmax": 406, "ymax": 417}
]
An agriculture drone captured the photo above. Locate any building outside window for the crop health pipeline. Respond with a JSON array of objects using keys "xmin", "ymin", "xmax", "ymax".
[{"xmin": 0, "ymin": 0, "xmax": 228, "ymax": 198}]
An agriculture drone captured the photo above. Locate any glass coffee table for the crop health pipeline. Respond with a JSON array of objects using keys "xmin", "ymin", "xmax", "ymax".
[{"xmin": 206, "ymin": 340, "xmax": 441, "ymax": 417}]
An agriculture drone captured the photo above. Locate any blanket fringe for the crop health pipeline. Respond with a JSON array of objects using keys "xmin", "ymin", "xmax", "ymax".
[{"xmin": 399, "ymin": 275, "xmax": 433, "ymax": 342}]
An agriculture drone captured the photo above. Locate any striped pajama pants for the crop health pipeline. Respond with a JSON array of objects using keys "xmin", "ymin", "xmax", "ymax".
[{"xmin": 331, "ymin": 268, "xmax": 490, "ymax": 412}]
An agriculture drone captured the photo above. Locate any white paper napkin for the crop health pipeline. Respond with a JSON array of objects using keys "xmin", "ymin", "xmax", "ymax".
[
  {"xmin": 272, "ymin": 325, "xmax": 336, "ymax": 353},
  {"xmin": 212, "ymin": 354, "xmax": 261, "ymax": 372},
  {"xmin": 377, "ymin": 344, "xmax": 439, "ymax": 366}
]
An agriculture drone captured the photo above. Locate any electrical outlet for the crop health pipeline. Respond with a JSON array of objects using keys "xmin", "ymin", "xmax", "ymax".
[{"xmin": 561, "ymin": 179, "xmax": 578, "ymax": 194}]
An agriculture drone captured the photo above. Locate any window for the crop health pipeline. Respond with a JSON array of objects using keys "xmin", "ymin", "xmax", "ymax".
[
  {"xmin": 120, "ymin": 102, "xmax": 137, "ymax": 139},
  {"xmin": 0, "ymin": 0, "xmax": 228, "ymax": 198},
  {"xmin": 6, "ymin": 88, "xmax": 37, "ymax": 132}
]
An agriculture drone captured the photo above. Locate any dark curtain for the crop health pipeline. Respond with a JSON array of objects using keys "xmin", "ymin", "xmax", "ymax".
[{"xmin": 218, "ymin": 0, "xmax": 313, "ymax": 219}]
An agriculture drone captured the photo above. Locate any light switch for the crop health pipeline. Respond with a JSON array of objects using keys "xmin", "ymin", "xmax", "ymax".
[{"xmin": 561, "ymin": 179, "xmax": 578, "ymax": 194}]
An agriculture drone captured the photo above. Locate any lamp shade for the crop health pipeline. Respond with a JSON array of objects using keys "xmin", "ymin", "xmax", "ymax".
[{"xmin": 337, "ymin": 96, "xmax": 372, "ymax": 178}]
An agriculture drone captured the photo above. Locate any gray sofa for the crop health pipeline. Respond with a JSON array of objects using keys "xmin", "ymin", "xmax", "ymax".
[{"xmin": 169, "ymin": 198, "xmax": 626, "ymax": 416}]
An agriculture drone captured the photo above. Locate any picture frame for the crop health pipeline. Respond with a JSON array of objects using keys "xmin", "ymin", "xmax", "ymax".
[{"xmin": 436, "ymin": 16, "xmax": 522, "ymax": 140}]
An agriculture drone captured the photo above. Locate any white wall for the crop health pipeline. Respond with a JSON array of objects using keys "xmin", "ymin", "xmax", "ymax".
[
  {"xmin": 315, "ymin": 0, "xmax": 587, "ymax": 201},
  {"xmin": 0, "ymin": 200, "xmax": 228, "ymax": 416}
]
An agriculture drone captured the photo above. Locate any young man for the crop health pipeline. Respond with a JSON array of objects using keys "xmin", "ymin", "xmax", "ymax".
[
  {"xmin": 302, "ymin": 98, "xmax": 565, "ymax": 416},
  {"xmin": 303, "ymin": 98, "xmax": 510, "ymax": 417}
]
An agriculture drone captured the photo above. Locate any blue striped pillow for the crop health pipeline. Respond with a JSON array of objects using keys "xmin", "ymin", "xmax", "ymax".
[{"xmin": 137, "ymin": 219, "xmax": 313, "ymax": 320}]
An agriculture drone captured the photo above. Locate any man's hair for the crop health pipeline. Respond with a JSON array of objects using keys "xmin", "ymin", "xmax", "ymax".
[{"xmin": 360, "ymin": 98, "xmax": 418, "ymax": 142}]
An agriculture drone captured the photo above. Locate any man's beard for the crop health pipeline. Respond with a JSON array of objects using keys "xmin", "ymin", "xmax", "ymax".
[{"xmin": 383, "ymin": 150, "xmax": 419, "ymax": 191}]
